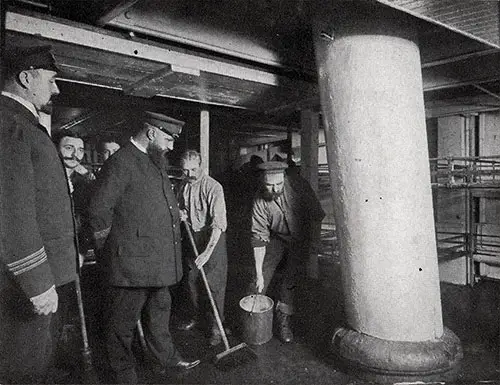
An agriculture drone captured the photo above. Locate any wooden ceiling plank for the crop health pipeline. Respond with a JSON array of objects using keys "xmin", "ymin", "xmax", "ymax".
[
  {"xmin": 123, "ymin": 66, "xmax": 175, "ymax": 98},
  {"xmin": 376, "ymin": 0, "xmax": 500, "ymax": 49}
]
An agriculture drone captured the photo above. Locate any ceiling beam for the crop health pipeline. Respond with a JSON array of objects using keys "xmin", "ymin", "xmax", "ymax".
[
  {"xmin": 473, "ymin": 84, "xmax": 500, "ymax": 102},
  {"xmin": 242, "ymin": 123, "xmax": 300, "ymax": 132},
  {"xmin": 422, "ymin": 52, "xmax": 500, "ymax": 91},
  {"xmin": 264, "ymin": 96, "xmax": 320, "ymax": 116},
  {"xmin": 123, "ymin": 66, "xmax": 174, "ymax": 98},
  {"xmin": 233, "ymin": 132, "xmax": 287, "ymax": 146},
  {"xmin": 6, "ymin": 10, "xmax": 282, "ymax": 87},
  {"xmin": 426, "ymin": 105, "xmax": 500, "ymax": 119},
  {"xmin": 96, "ymin": 0, "xmax": 140, "ymax": 26},
  {"xmin": 58, "ymin": 110, "xmax": 100, "ymax": 131},
  {"xmin": 421, "ymin": 48, "xmax": 499, "ymax": 69},
  {"xmin": 425, "ymin": 94, "xmax": 500, "ymax": 118}
]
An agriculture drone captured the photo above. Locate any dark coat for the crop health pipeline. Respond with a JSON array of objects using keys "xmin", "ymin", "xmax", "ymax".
[
  {"xmin": 89, "ymin": 143, "xmax": 183, "ymax": 287},
  {"xmin": 71, "ymin": 171, "xmax": 95, "ymax": 253},
  {"xmin": 0, "ymin": 95, "xmax": 77, "ymax": 298}
]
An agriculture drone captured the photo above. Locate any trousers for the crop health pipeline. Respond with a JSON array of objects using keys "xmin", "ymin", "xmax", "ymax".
[
  {"xmin": 180, "ymin": 230, "xmax": 227, "ymax": 328},
  {"xmin": 260, "ymin": 236, "xmax": 309, "ymax": 314},
  {"xmin": 0, "ymin": 276, "xmax": 54, "ymax": 383},
  {"xmin": 106, "ymin": 285, "xmax": 180, "ymax": 383}
]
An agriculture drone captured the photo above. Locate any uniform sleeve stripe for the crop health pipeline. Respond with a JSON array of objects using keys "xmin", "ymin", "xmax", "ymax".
[
  {"xmin": 7, "ymin": 247, "xmax": 48, "ymax": 276},
  {"xmin": 13, "ymin": 255, "xmax": 47, "ymax": 275},
  {"xmin": 7, "ymin": 247, "xmax": 45, "ymax": 268},
  {"xmin": 10, "ymin": 251, "xmax": 47, "ymax": 274}
]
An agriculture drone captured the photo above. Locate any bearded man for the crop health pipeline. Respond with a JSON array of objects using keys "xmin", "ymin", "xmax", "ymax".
[
  {"xmin": 89, "ymin": 111, "xmax": 200, "ymax": 383},
  {"xmin": 251, "ymin": 161, "xmax": 325, "ymax": 343}
]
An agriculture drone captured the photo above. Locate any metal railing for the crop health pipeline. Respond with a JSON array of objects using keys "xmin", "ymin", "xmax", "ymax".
[{"xmin": 430, "ymin": 155, "xmax": 500, "ymax": 188}]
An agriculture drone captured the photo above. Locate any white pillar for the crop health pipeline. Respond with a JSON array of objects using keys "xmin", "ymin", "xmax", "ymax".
[
  {"xmin": 300, "ymin": 109, "xmax": 319, "ymax": 192},
  {"xmin": 200, "ymin": 109, "xmax": 209, "ymax": 174},
  {"xmin": 314, "ymin": 4, "xmax": 461, "ymax": 382}
]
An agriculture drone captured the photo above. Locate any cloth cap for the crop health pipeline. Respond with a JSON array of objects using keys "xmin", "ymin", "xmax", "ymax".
[
  {"xmin": 257, "ymin": 161, "xmax": 288, "ymax": 174},
  {"xmin": 3, "ymin": 45, "xmax": 59, "ymax": 73},
  {"xmin": 145, "ymin": 111, "xmax": 184, "ymax": 138}
]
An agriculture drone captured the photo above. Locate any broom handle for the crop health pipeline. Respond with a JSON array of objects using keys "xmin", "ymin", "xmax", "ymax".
[
  {"xmin": 75, "ymin": 275, "xmax": 93, "ymax": 366},
  {"xmin": 183, "ymin": 220, "xmax": 230, "ymax": 351}
]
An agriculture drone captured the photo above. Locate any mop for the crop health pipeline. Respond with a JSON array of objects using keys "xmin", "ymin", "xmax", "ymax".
[{"xmin": 183, "ymin": 220, "xmax": 257, "ymax": 370}]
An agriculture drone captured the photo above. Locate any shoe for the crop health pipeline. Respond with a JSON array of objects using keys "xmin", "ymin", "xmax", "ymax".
[
  {"xmin": 169, "ymin": 358, "xmax": 201, "ymax": 371},
  {"xmin": 276, "ymin": 310, "xmax": 294, "ymax": 343},
  {"xmin": 177, "ymin": 319, "xmax": 197, "ymax": 331}
]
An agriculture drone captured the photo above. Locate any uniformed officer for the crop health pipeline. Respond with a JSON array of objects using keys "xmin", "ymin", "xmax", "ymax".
[
  {"xmin": 89, "ymin": 111, "xmax": 200, "ymax": 383},
  {"xmin": 0, "ymin": 45, "xmax": 78, "ymax": 383}
]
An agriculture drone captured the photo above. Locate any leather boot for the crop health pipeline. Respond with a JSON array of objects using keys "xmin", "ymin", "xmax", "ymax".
[{"xmin": 276, "ymin": 310, "xmax": 294, "ymax": 343}]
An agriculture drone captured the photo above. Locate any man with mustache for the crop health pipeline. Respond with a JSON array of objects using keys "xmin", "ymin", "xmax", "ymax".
[
  {"xmin": 251, "ymin": 161, "xmax": 325, "ymax": 343},
  {"xmin": 0, "ymin": 45, "xmax": 77, "ymax": 383},
  {"xmin": 53, "ymin": 131, "xmax": 95, "ymax": 254},
  {"xmin": 176, "ymin": 150, "xmax": 228, "ymax": 347},
  {"xmin": 89, "ymin": 111, "xmax": 200, "ymax": 383},
  {"xmin": 53, "ymin": 130, "xmax": 95, "ymax": 190}
]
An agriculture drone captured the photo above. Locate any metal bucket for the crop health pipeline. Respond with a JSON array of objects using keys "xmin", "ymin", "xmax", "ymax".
[{"xmin": 239, "ymin": 294, "xmax": 274, "ymax": 345}]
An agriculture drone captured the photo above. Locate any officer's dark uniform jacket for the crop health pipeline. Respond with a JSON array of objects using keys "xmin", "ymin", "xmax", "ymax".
[
  {"xmin": 0, "ymin": 95, "xmax": 77, "ymax": 298},
  {"xmin": 89, "ymin": 143, "xmax": 183, "ymax": 287}
]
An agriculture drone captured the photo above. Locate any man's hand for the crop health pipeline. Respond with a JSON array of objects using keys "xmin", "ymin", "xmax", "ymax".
[
  {"xmin": 179, "ymin": 209, "xmax": 188, "ymax": 223},
  {"xmin": 195, "ymin": 249, "xmax": 211, "ymax": 269},
  {"xmin": 74, "ymin": 164, "xmax": 89, "ymax": 175},
  {"xmin": 30, "ymin": 285, "xmax": 58, "ymax": 315},
  {"xmin": 255, "ymin": 272, "xmax": 264, "ymax": 293}
]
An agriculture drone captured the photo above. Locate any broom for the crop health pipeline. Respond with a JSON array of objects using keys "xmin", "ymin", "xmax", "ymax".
[
  {"xmin": 183, "ymin": 220, "xmax": 257, "ymax": 370},
  {"xmin": 75, "ymin": 274, "xmax": 100, "ymax": 383}
]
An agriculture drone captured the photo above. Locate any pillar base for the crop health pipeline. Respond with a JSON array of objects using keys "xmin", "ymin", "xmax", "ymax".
[{"xmin": 331, "ymin": 327, "xmax": 463, "ymax": 383}]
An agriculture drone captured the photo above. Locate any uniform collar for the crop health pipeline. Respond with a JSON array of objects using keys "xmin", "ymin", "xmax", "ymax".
[
  {"xmin": 130, "ymin": 136, "xmax": 147, "ymax": 154},
  {"xmin": 1, "ymin": 91, "xmax": 39, "ymax": 120}
]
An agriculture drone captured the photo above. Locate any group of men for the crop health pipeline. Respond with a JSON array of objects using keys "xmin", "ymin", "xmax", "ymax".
[{"xmin": 0, "ymin": 45, "xmax": 324, "ymax": 384}]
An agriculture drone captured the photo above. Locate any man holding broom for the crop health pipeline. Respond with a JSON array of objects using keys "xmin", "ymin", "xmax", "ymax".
[{"xmin": 176, "ymin": 150, "xmax": 228, "ymax": 347}]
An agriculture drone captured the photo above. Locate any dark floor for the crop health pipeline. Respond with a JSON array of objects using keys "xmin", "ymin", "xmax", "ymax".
[{"xmin": 58, "ymin": 251, "xmax": 500, "ymax": 385}]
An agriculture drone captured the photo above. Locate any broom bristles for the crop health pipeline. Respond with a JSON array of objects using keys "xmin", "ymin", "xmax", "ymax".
[{"xmin": 214, "ymin": 342, "xmax": 257, "ymax": 371}]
